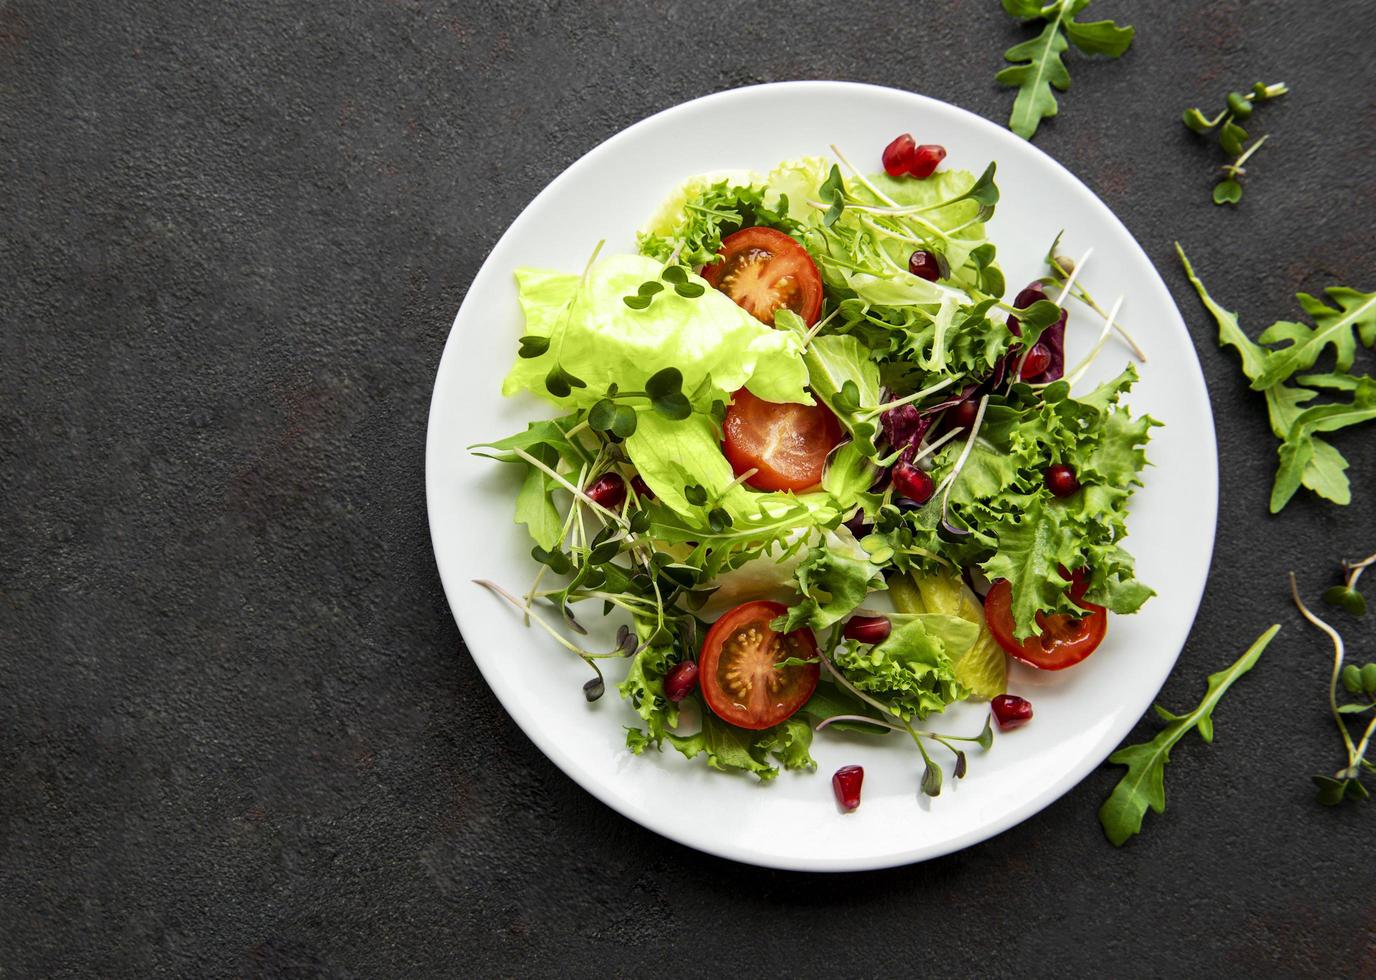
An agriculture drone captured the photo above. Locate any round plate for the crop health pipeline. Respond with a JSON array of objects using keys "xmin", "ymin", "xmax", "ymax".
[{"xmin": 426, "ymin": 81, "xmax": 1217, "ymax": 871}]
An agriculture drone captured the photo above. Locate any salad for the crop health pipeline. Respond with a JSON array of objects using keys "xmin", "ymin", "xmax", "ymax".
[{"xmin": 473, "ymin": 133, "xmax": 1155, "ymax": 806}]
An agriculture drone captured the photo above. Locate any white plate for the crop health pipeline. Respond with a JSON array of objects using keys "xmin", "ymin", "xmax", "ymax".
[{"xmin": 426, "ymin": 81, "xmax": 1217, "ymax": 871}]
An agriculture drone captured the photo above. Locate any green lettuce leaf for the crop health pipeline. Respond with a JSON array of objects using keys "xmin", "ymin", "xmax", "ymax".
[
  {"xmin": 831, "ymin": 614, "xmax": 973, "ymax": 720},
  {"xmin": 775, "ymin": 545, "xmax": 886, "ymax": 633},
  {"xmin": 503, "ymin": 253, "xmax": 810, "ymax": 411},
  {"xmin": 663, "ymin": 713, "xmax": 815, "ymax": 781}
]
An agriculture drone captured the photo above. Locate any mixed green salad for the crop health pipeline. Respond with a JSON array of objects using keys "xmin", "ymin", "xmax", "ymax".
[{"xmin": 473, "ymin": 137, "xmax": 1156, "ymax": 803}]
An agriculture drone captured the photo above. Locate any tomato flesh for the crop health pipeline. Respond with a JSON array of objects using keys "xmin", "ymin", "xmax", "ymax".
[
  {"xmin": 701, "ymin": 226, "xmax": 824, "ymax": 327},
  {"xmin": 984, "ymin": 579, "xmax": 1107, "ymax": 670},
  {"xmin": 698, "ymin": 600, "xmax": 820, "ymax": 730},
  {"xmin": 723, "ymin": 388, "xmax": 843, "ymax": 492}
]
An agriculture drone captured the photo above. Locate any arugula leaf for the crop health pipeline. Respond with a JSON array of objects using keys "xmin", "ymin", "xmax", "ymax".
[
  {"xmin": 1177, "ymin": 244, "xmax": 1375, "ymax": 511},
  {"xmin": 1098, "ymin": 625, "xmax": 1280, "ymax": 846},
  {"xmin": 1253, "ymin": 288, "xmax": 1376, "ymax": 389},
  {"xmin": 997, "ymin": 0, "xmax": 1134, "ymax": 140}
]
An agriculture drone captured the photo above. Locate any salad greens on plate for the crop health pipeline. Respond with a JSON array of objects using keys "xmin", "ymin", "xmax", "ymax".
[{"xmin": 472, "ymin": 138, "xmax": 1156, "ymax": 803}]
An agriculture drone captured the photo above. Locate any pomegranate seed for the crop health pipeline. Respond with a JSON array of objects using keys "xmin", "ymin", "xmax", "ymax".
[
  {"xmin": 584, "ymin": 472, "xmax": 626, "ymax": 510},
  {"xmin": 882, "ymin": 134, "xmax": 916, "ymax": 177},
  {"xmin": 832, "ymin": 765, "xmax": 864, "ymax": 812},
  {"xmin": 1044, "ymin": 464, "xmax": 1080, "ymax": 498},
  {"xmin": 1020, "ymin": 343, "xmax": 1052, "ymax": 379},
  {"xmin": 991, "ymin": 694, "xmax": 1033, "ymax": 731},
  {"xmin": 843, "ymin": 615, "xmax": 892, "ymax": 645},
  {"xmin": 908, "ymin": 250, "xmax": 941, "ymax": 282},
  {"xmin": 630, "ymin": 475, "xmax": 654, "ymax": 500},
  {"xmin": 664, "ymin": 660, "xmax": 699, "ymax": 702},
  {"xmin": 892, "ymin": 462, "xmax": 935, "ymax": 504},
  {"xmin": 908, "ymin": 143, "xmax": 947, "ymax": 179},
  {"xmin": 944, "ymin": 398, "xmax": 978, "ymax": 433}
]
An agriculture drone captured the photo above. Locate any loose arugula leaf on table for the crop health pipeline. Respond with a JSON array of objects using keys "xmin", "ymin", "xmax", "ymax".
[
  {"xmin": 1098, "ymin": 624, "xmax": 1280, "ymax": 846},
  {"xmin": 1177, "ymin": 244, "xmax": 1376, "ymax": 511},
  {"xmin": 997, "ymin": 0, "xmax": 1135, "ymax": 140}
]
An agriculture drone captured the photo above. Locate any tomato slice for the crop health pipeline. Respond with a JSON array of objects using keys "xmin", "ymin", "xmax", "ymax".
[
  {"xmin": 698, "ymin": 600, "xmax": 820, "ymax": 730},
  {"xmin": 701, "ymin": 227, "xmax": 824, "ymax": 327},
  {"xmin": 984, "ymin": 579, "xmax": 1107, "ymax": 670},
  {"xmin": 723, "ymin": 388, "xmax": 843, "ymax": 493}
]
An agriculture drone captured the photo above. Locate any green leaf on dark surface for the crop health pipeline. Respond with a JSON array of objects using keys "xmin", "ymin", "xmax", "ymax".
[
  {"xmin": 1098, "ymin": 625, "xmax": 1280, "ymax": 846},
  {"xmin": 997, "ymin": 0, "xmax": 1133, "ymax": 140}
]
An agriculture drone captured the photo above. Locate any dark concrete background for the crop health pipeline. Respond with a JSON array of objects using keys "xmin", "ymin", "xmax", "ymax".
[{"xmin": 2, "ymin": 1, "xmax": 1374, "ymax": 976}]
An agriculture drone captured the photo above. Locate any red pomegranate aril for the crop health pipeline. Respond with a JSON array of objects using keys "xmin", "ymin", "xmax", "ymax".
[
  {"xmin": 882, "ymin": 133, "xmax": 917, "ymax": 176},
  {"xmin": 1020, "ymin": 343, "xmax": 1052, "ymax": 379},
  {"xmin": 664, "ymin": 660, "xmax": 699, "ymax": 703},
  {"xmin": 991, "ymin": 694, "xmax": 1033, "ymax": 731},
  {"xmin": 908, "ymin": 143, "xmax": 947, "ymax": 179},
  {"xmin": 843, "ymin": 615, "xmax": 892, "ymax": 645},
  {"xmin": 1044, "ymin": 464, "xmax": 1080, "ymax": 498},
  {"xmin": 584, "ymin": 472, "xmax": 626, "ymax": 509},
  {"xmin": 908, "ymin": 250, "xmax": 941, "ymax": 282},
  {"xmin": 630, "ymin": 475, "xmax": 654, "ymax": 500},
  {"xmin": 892, "ymin": 462, "xmax": 935, "ymax": 504},
  {"xmin": 944, "ymin": 399, "xmax": 979, "ymax": 433},
  {"xmin": 832, "ymin": 765, "xmax": 864, "ymax": 812}
]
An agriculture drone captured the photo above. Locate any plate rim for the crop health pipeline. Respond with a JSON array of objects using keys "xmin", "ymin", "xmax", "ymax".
[{"xmin": 425, "ymin": 80, "xmax": 1219, "ymax": 871}]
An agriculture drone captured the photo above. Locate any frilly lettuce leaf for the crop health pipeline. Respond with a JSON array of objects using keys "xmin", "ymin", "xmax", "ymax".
[
  {"xmin": 831, "ymin": 613, "xmax": 974, "ymax": 720},
  {"xmin": 503, "ymin": 253, "xmax": 810, "ymax": 411}
]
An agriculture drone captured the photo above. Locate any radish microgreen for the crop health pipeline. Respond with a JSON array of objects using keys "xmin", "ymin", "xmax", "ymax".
[{"xmin": 1182, "ymin": 81, "xmax": 1288, "ymax": 205}]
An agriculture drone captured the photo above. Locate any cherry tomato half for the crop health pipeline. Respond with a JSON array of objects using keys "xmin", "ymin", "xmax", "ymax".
[
  {"xmin": 984, "ymin": 579, "xmax": 1107, "ymax": 670},
  {"xmin": 701, "ymin": 227, "xmax": 824, "ymax": 327},
  {"xmin": 723, "ymin": 388, "xmax": 843, "ymax": 493},
  {"xmin": 698, "ymin": 600, "xmax": 820, "ymax": 730}
]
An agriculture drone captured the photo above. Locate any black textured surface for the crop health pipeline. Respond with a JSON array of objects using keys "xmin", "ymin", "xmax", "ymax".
[{"xmin": 3, "ymin": 1, "xmax": 1374, "ymax": 976}]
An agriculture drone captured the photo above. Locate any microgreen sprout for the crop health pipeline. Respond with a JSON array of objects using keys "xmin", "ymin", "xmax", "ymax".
[
  {"xmin": 1290, "ymin": 572, "xmax": 1376, "ymax": 804},
  {"xmin": 813, "ymin": 636, "xmax": 993, "ymax": 797},
  {"xmin": 1045, "ymin": 233, "xmax": 1146, "ymax": 361},
  {"xmin": 1322, "ymin": 550, "xmax": 1376, "ymax": 616},
  {"xmin": 1182, "ymin": 81, "xmax": 1288, "ymax": 205}
]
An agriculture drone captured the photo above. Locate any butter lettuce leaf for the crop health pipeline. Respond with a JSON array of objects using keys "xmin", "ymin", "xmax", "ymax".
[{"xmin": 503, "ymin": 253, "xmax": 810, "ymax": 411}]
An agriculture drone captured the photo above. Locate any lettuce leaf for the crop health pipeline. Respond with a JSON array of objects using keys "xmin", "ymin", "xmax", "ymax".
[
  {"xmin": 503, "ymin": 253, "xmax": 810, "ymax": 411},
  {"xmin": 831, "ymin": 614, "xmax": 974, "ymax": 720}
]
